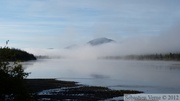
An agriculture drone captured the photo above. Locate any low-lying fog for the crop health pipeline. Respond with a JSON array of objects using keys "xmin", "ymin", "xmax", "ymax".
[
  {"xmin": 25, "ymin": 25, "xmax": 180, "ymax": 59},
  {"xmin": 24, "ymin": 25, "xmax": 180, "ymax": 93}
]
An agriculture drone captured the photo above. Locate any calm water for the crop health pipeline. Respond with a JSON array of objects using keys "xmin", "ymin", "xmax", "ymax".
[{"xmin": 24, "ymin": 59, "xmax": 180, "ymax": 93}]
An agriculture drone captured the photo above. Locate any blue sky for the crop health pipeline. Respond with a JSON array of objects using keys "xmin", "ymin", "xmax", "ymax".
[{"xmin": 0, "ymin": 0, "xmax": 180, "ymax": 49}]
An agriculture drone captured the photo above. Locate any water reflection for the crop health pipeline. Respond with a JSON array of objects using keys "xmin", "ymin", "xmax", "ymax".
[
  {"xmin": 24, "ymin": 59, "xmax": 180, "ymax": 93},
  {"xmin": 90, "ymin": 74, "xmax": 110, "ymax": 79},
  {"xmin": 169, "ymin": 64, "xmax": 180, "ymax": 70}
]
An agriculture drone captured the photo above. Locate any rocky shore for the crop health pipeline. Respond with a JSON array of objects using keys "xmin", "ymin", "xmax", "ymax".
[{"xmin": 26, "ymin": 79, "xmax": 143, "ymax": 101}]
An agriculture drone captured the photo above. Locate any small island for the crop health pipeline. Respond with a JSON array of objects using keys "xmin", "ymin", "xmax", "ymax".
[{"xmin": 0, "ymin": 47, "xmax": 36, "ymax": 61}]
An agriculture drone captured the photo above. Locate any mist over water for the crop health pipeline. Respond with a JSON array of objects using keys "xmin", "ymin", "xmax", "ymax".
[
  {"xmin": 24, "ymin": 59, "xmax": 180, "ymax": 93},
  {"xmin": 23, "ymin": 25, "xmax": 180, "ymax": 94},
  {"xmin": 25, "ymin": 26, "xmax": 180, "ymax": 59},
  {"xmin": 1, "ymin": 1, "xmax": 180, "ymax": 99}
]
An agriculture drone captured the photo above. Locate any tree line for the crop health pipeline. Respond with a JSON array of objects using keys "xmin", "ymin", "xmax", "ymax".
[
  {"xmin": 0, "ymin": 47, "xmax": 36, "ymax": 61},
  {"xmin": 101, "ymin": 53, "xmax": 180, "ymax": 61}
]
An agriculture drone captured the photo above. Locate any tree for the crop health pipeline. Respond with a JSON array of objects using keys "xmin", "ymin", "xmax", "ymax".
[
  {"xmin": 0, "ymin": 43, "xmax": 31, "ymax": 100},
  {"xmin": 0, "ymin": 61, "xmax": 30, "ymax": 101}
]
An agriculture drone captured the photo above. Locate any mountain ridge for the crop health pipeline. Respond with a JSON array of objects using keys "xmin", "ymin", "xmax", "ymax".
[
  {"xmin": 65, "ymin": 37, "xmax": 115, "ymax": 49},
  {"xmin": 87, "ymin": 37, "xmax": 115, "ymax": 46}
]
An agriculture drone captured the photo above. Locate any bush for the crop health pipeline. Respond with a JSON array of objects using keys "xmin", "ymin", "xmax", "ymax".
[
  {"xmin": 0, "ymin": 61, "xmax": 30, "ymax": 101},
  {"xmin": 0, "ymin": 46, "xmax": 35, "ymax": 100}
]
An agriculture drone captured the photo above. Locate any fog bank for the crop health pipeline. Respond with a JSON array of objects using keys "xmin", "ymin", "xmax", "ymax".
[{"xmin": 25, "ymin": 25, "xmax": 180, "ymax": 59}]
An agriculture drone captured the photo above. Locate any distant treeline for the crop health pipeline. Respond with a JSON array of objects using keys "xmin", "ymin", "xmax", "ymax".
[
  {"xmin": 101, "ymin": 53, "xmax": 180, "ymax": 61},
  {"xmin": 0, "ymin": 47, "xmax": 36, "ymax": 61}
]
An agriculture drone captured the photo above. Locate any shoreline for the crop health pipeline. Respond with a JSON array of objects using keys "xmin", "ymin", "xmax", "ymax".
[{"xmin": 26, "ymin": 78, "xmax": 143, "ymax": 100}]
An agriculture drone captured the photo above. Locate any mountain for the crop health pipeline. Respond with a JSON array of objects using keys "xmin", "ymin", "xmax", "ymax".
[
  {"xmin": 65, "ymin": 37, "xmax": 115, "ymax": 49},
  {"xmin": 87, "ymin": 37, "xmax": 115, "ymax": 46}
]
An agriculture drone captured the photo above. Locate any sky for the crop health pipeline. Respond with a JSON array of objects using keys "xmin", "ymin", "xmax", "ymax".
[{"xmin": 0, "ymin": 0, "xmax": 180, "ymax": 50}]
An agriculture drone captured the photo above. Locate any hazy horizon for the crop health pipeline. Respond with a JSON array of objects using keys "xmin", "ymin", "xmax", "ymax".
[{"xmin": 25, "ymin": 27, "xmax": 180, "ymax": 59}]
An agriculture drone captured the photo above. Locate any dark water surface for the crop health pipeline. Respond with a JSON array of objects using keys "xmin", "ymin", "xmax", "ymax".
[{"xmin": 24, "ymin": 59, "xmax": 180, "ymax": 93}]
